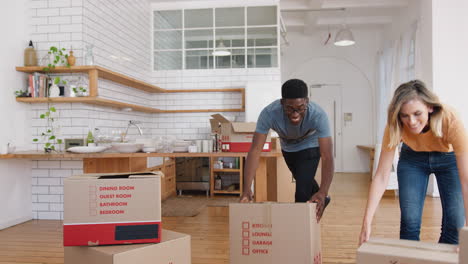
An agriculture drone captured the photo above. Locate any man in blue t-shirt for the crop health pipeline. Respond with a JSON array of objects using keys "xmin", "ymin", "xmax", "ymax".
[{"xmin": 240, "ymin": 79, "xmax": 334, "ymax": 222}]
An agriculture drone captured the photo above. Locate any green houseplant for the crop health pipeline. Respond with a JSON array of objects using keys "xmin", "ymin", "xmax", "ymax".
[
  {"xmin": 33, "ymin": 46, "xmax": 70, "ymax": 152},
  {"xmin": 33, "ymin": 106, "xmax": 63, "ymax": 153}
]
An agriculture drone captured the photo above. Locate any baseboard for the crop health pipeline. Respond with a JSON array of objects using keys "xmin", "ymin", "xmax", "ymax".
[{"xmin": 0, "ymin": 215, "xmax": 33, "ymax": 230}]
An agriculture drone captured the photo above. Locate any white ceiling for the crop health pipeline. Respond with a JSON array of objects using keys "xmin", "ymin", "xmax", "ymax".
[
  {"xmin": 150, "ymin": 0, "xmax": 409, "ymax": 33},
  {"xmin": 280, "ymin": 0, "xmax": 409, "ymax": 33}
]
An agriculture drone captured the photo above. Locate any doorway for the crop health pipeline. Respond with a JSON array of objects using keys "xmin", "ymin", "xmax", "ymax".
[{"xmin": 309, "ymin": 84, "xmax": 343, "ymax": 172}]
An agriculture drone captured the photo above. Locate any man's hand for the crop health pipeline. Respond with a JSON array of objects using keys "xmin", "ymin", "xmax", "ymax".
[
  {"xmin": 239, "ymin": 191, "xmax": 253, "ymax": 203},
  {"xmin": 308, "ymin": 191, "xmax": 328, "ymax": 222}
]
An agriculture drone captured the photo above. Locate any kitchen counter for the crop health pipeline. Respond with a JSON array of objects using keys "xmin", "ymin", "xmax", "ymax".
[
  {"xmin": 0, "ymin": 150, "xmax": 282, "ymax": 159},
  {"xmin": 0, "ymin": 150, "xmax": 281, "ymax": 202}
]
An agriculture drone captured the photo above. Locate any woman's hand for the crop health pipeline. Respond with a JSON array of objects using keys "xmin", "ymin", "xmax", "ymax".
[{"xmin": 359, "ymin": 223, "xmax": 371, "ymax": 246}]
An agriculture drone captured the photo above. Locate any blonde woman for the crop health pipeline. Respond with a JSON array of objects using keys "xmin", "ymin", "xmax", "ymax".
[{"xmin": 359, "ymin": 80, "xmax": 468, "ymax": 245}]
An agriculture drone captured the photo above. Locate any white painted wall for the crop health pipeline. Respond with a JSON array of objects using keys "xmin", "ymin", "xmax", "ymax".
[
  {"xmin": 431, "ymin": 0, "xmax": 468, "ymax": 124},
  {"xmin": 281, "ymin": 29, "xmax": 381, "ymax": 173},
  {"xmin": 0, "ymin": 0, "xmax": 34, "ymax": 229}
]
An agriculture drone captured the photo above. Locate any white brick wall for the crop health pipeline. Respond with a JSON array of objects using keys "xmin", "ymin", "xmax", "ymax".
[{"xmin": 27, "ymin": 0, "xmax": 281, "ymax": 220}]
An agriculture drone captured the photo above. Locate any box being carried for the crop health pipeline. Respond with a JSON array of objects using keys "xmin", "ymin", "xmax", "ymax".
[
  {"xmin": 357, "ymin": 237, "xmax": 458, "ymax": 264},
  {"xmin": 210, "ymin": 114, "xmax": 271, "ymax": 152},
  {"xmin": 63, "ymin": 171, "xmax": 162, "ymax": 246},
  {"xmin": 461, "ymin": 227, "xmax": 468, "ymax": 264},
  {"xmin": 229, "ymin": 203, "xmax": 321, "ymax": 264},
  {"xmin": 65, "ymin": 229, "xmax": 191, "ymax": 264}
]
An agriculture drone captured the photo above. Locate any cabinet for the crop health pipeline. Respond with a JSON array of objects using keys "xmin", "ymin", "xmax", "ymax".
[
  {"xmin": 210, "ymin": 156, "xmax": 243, "ymax": 196},
  {"xmin": 149, "ymin": 158, "xmax": 176, "ymax": 201}
]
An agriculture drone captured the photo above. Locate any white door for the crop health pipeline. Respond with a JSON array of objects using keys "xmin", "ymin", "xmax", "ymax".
[{"xmin": 309, "ymin": 85, "xmax": 343, "ymax": 172}]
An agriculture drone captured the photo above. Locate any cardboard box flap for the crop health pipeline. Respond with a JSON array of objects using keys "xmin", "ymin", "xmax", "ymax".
[
  {"xmin": 231, "ymin": 122, "xmax": 256, "ymax": 133},
  {"xmin": 367, "ymin": 237, "xmax": 458, "ymax": 253},
  {"xmin": 210, "ymin": 118, "xmax": 221, "ymax": 133},
  {"xmin": 66, "ymin": 171, "xmax": 162, "ymax": 180},
  {"xmin": 211, "ymin": 113, "xmax": 231, "ymax": 123},
  {"xmin": 358, "ymin": 238, "xmax": 458, "ymax": 263}
]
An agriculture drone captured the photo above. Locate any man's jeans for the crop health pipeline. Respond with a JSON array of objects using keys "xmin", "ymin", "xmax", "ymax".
[
  {"xmin": 398, "ymin": 143, "xmax": 465, "ymax": 244},
  {"xmin": 282, "ymin": 147, "xmax": 321, "ymax": 202}
]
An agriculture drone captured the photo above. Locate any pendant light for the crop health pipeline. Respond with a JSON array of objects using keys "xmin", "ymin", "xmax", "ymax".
[
  {"xmin": 334, "ymin": 24, "xmax": 355, "ymax": 46},
  {"xmin": 212, "ymin": 41, "xmax": 231, "ymax": 56}
]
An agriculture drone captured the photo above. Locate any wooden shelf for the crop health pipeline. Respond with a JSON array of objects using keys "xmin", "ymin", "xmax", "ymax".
[
  {"xmin": 16, "ymin": 97, "xmax": 161, "ymax": 113},
  {"xmin": 212, "ymin": 190, "xmax": 241, "ymax": 194},
  {"xmin": 16, "ymin": 66, "xmax": 165, "ymax": 93},
  {"xmin": 212, "ymin": 168, "xmax": 241, "ymax": 172},
  {"xmin": 16, "ymin": 66, "xmax": 246, "ymax": 113}
]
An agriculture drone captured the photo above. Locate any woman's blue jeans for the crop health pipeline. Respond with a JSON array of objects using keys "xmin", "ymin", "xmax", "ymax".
[{"xmin": 397, "ymin": 144, "xmax": 465, "ymax": 244}]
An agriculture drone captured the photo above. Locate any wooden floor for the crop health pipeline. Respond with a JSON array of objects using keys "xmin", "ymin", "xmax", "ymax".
[{"xmin": 0, "ymin": 172, "xmax": 444, "ymax": 264}]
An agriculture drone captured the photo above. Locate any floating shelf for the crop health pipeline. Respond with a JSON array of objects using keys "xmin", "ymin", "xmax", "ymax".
[
  {"xmin": 212, "ymin": 168, "xmax": 241, "ymax": 173},
  {"xmin": 15, "ymin": 66, "xmax": 245, "ymax": 113}
]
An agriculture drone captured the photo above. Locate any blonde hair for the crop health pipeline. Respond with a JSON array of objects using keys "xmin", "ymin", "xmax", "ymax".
[{"xmin": 387, "ymin": 80, "xmax": 445, "ymax": 149}]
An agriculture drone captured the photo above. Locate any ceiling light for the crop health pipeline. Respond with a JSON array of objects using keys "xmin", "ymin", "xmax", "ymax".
[
  {"xmin": 212, "ymin": 41, "xmax": 231, "ymax": 56},
  {"xmin": 334, "ymin": 25, "xmax": 355, "ymax": 46}
]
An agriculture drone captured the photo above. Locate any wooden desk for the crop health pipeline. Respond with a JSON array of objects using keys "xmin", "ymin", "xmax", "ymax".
[
  {"xmin": 357, "ymin": 145, "xmax": 375, "ymax": 176},
  {"xmin": 0, "ymin": 150, "xmax": 281, "ymax": 202}
]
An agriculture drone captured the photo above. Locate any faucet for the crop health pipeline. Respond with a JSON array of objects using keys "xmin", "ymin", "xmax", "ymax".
[{"xmin": 122, "ymin": 120, "xmax": 143, "ymax": 142}]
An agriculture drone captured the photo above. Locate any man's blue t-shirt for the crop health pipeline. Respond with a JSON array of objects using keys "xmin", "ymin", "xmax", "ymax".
[{"xmin": 255, "ymin": 99, "xmax": 331, "ymax": 152}]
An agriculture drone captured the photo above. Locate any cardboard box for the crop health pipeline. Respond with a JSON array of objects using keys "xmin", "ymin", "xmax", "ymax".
[
  {"xmin": 63, "ymin": 171, "xmax": 162, "ymax": 246},
  {"xmin": 357, "ymin": 237, "xmax": 458, "ymax": 264},
  {"xmin": 229, "ymin": 203, "xmax": 321, "ymax": 264},
  {"xmin": 210, "ymin": 114, "xmax": 271, "ymax": 152},
  {"xmin": 65, "ymin": 229, "xmax": 191, "ymax": 264},
  {"xmin": 460, "ymin": 227, "xmax": 468, "ymax": 264}
]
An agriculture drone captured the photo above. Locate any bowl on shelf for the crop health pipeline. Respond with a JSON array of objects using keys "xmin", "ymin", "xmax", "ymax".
[{"xmin": 111, "ymin": 143, "xmax": 144, "ymax": 153}]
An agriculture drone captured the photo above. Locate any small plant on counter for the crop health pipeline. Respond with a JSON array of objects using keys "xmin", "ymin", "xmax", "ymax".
[{"xmin": 33, "ymin": 106, "xmax": 63, "ymax": 153}]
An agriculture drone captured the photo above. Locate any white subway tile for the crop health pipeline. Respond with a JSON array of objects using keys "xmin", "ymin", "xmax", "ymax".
[
  {"xmin": 38, "ymin": 178, "xmax": 61, "ymax": 186},
  {"xmin": 49, "ymin": 16, "xmax": 72, "ymax": 24},
  {"xmin": 37, "ymin": 8, "xmax": 60, "ymax": 17},
  {"xmin": 38, "ymin": 211, "xmax": 61, "ymax": 220},
  {"xmin": 32, "ymin": 203, "xmax": 49, "ymax": 211},
  {"xmin": 38, "ymin": 160, "xmax": 61, "ymax": 169},
  {"xmin": 60, "ymin": 7, "xmax": 82, "ymax": 16},
  {"xmin": 50, "ymin": 186, "xmax": 64, "ymax": 195},
  {"xmin": 60, "ymin": 160, "xmax": 82, "ymax": 169},
  {"xmin": 32, "ymin": 186, "xmax": 49, "ymax": 195},
  {"xmin": 49, "ymin": 0, "xmax": 71, "ymax": 8},
  {"xmin": 48, "ymin": 32, "xmax": 71, "ymax": 41},
  {"xmin": 36, "ymin": 24, "xmax": 60, "ymax": 33},
  {"xmin": 60, "ymin": 24, "xmax": 82, "ymax": 32},
  {"xmin": 30, "ymin": 1, "xmax": 48, "ymax": 9},
  {"xmin": 38, "ymin": 194, "xmax": 61, "ymax": 203},
  {"xmin": 32, "ymin": 169, "xmax": 49, "ymax": 177},
  {"xmin": 32, "ymin": 212, "xmax": 39, "ymax": 219},
  {"xmin": 30, "ymin": 16, "xmax": 49, "ymax": 25},
  {"xmin": 50, "ymin": 203, "xmax": 64, "ymax": 212},
  {"xmin": 71, "ymin": 15, "xmax": 82, "ymax": 23},
  {"xmin": 50, "ymin": 169, "xmax": 73, "ymax": 178}
]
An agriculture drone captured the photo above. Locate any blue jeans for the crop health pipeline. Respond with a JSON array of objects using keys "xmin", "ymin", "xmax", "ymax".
[{"xmin": 397, "ymin": 144, "xmax": 465, "ymax": 244}]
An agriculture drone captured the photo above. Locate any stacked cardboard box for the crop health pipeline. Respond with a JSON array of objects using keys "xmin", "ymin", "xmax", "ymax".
[
  {"xmin": 461, "ymin": 227, "xmax": 468, "ymax": 264},
  {"xmin": 229, "ymin": 203, "xmax": 321, "ymax": 264},
  {"xmin": 65, "ymin": 229, "xmax": 190, "ymax": 264},
  {"xmin": 63, "ymin": 171, "xmax": 191, "ymax": 264},
  {"xmin": 63, "ymin": 171, "xmax": 163, "ymax": 246},
  {"xmin": 357, "ymin": 237, "xmax": 458, "ymax": 264},
  {"xmin": 210, "ymin": 114, "xmax": 271, "ymax": 152}
]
